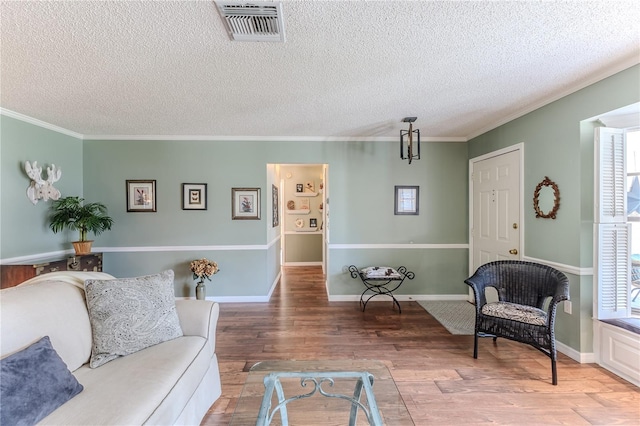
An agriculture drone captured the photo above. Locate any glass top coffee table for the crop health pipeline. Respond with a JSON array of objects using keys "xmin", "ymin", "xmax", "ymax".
[{"xmin": 231, "ymin": 360, "xmax": 413, "ymax": 425}]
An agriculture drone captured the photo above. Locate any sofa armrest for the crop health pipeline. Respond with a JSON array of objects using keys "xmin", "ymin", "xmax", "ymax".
[{"xmin": 175, "ymin": 300, "xmax": 219, "ymax": 354}]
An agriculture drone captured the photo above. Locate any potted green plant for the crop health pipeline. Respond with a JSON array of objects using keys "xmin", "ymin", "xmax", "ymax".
[{"xmin": 49, "ymin": 196, "xmax": 114, "ymax": 255}]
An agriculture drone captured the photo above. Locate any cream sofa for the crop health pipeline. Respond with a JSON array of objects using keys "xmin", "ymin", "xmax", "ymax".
[{"xmin": 0, "ymin": 271, "xmax": 221, "ymax": 425}]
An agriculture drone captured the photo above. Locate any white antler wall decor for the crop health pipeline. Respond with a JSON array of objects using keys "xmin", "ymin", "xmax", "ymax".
[{"xmin": 25, "ymin": 161, "xmax": 62, "ymax": 205}]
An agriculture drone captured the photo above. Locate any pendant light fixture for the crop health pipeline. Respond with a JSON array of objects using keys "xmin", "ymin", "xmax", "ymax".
[{"xmin": 400, "ymin": 117, "xmax": 420, "ymax": 164}]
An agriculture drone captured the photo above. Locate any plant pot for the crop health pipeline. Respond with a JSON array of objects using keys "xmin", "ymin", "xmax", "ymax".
[{"xmin": 72, "ymin": 240, "xmax": 93, "ymax": 255}]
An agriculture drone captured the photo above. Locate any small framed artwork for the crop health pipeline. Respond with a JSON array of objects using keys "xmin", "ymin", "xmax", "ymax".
[
  {"xmin": 272, "ymin": 184, "xmax": 279, "ymax": 227},
  {"xmin": 310, "ymin": 218, "xmax": 318, "ymax": 228},
  {"xmin": 394, "ymin": 185, "xmax": 419, "ymax": 215},
  {"xmin": 298, "ymin": 198, "xmax": 310, "ymax": 210},
  {"xmin": 305, "ymin": 181, "xmax": 315, "ymax": 192},
  {"xmin": 126, "ymin": 180, "xmax": 156, "ymax": 212},
  {"xmin": 232, "ymin": 187, "xmax": 261, "ymax": 220},
  {"xmin": 296, "ymin": 183, "xmax": 304, "ymax": 193},
  {"xmin": 182, "ymin": 183, "xmax": 207, "ymax": 210}
]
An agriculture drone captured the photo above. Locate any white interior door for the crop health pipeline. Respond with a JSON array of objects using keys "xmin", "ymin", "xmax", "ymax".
[{"xmin": 470, "ymin": 148, "xmax": 522, "ymax": 273}]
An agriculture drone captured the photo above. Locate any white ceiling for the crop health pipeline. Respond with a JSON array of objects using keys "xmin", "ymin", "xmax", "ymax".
[{"xmin": 1, "ymin": 0, "xmax": 639, "ymax": 140}]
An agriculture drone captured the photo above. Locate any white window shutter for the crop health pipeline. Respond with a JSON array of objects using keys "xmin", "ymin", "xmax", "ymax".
[
  {"xmin": 595, "ymin": 127, "xmax": 626, "ymax": 223},
  {"xmin": 595, "ymin": 126, "xmax": 630, "ymax": 319},
  {"xmin": 595, "ymin": 223, "xmax": 631, "ymax": 319}
]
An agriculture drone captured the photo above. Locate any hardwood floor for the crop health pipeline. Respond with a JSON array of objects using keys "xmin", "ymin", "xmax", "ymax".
[{"xmin": 202, "ymin": 266, "xmax": 640, "ymax": 425}]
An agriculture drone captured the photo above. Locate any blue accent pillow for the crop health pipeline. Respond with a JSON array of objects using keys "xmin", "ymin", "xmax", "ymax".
[{"xmin": 0, "ymin": 336, "xmax": 83, "ymax": 426}]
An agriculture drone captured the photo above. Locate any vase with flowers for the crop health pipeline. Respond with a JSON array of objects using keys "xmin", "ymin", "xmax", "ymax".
[{"xmin": 189, "ymin": 258, "xmax": 219, "ymax": 300}]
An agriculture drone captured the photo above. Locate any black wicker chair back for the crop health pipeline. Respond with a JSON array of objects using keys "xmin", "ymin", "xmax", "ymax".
[{"xmin": 465, "ymin": 260, "xmax": 570, "ymax": 385}]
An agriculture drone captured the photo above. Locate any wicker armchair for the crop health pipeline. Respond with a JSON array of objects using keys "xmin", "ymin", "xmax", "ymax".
[{"xmin": 465, "ymin": 260, "xmax": 570, "ymax": 385}]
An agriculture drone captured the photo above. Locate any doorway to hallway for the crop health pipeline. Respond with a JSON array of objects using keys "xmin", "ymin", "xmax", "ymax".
[{"xmin": 278, "ymin": 164, "xmax": 328, "ymax": 275}]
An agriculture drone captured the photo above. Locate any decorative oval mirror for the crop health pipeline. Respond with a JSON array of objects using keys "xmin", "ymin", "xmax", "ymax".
[{"xmin": 533, "ymin": 176, "xmax": 560, "ymax": 219}]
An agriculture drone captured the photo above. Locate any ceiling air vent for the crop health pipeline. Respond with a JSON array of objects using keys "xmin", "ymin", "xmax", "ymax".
[{"xmin": 215, "ymin": 1, "xmax": 285, "ymax": 42}]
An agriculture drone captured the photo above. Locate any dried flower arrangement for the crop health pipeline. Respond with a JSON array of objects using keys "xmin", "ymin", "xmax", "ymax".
[{"xmin": 189, "ymin": 258, "xmax": 219, "ymax": 282}]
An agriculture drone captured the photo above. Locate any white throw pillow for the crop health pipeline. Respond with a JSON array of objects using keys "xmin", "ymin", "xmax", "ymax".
[{"xmin": 84, "ymin": 270, "xmax": 183, "ymax": 368}]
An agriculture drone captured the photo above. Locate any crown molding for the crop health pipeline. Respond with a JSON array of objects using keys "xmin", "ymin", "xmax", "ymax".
[
  {"xmin": 465, "ymin": 55, "xmax": 640, "ymax": 141},
  {"xmin": 82, "ymin": 135, "xmax": 467, "ymax": 142},
  {"xmin": 0, "ymin": 108, "xmax": 84, "ymax": 139},
  {"xmin": 0, "ymin": 107, "xmax": 467, "ymax": 142}
]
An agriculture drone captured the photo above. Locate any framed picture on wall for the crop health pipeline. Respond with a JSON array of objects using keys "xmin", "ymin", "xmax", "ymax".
[
  {"xmin": 126, "ymin": 180, "xmax": 156, "ymax": 212},
  {"xmin": 296, "ymin": 183, "xmax": 304, "ymax": 193},
  {"xmin": 272, "ymin": 184, "xmax": 279, "ymax": 227},
  {"xmin": 298, "ymin": 198, "xmax": 310, "ymax": 210},
  {"xmin": 182, "ymin": 183, "xmax": 207, "ymax": 210},
  {"xmin": 394, "ymin": 185, "xmax": 419, "ymax": 215},
  {"xmin": 310, "ymin": 218, "xmax": 318, "ymax": 228},
  {"xmin": 232, "ymin": 187, "xmax": 261, "ymax": 220}
]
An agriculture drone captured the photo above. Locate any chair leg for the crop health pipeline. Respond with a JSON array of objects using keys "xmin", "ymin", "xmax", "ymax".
[
  {"xmin": 473, "ymin": 333, "xmax": 478, "ymax": 359},
  {"xmin": 551, "ymin": 354, "xmax": 558, "ymax": 385}
]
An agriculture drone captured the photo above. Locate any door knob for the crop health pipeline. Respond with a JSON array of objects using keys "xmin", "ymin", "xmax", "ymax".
[{"xmin": 509, "ymin": 249, "xmax": 518, "ymax": 255}]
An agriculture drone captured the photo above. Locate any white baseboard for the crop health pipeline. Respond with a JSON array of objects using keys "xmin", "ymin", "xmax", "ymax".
[
  {"xmin": 328, "ymin": 294, "xmax": 469, "ymax": 302},
  {"xmin": 556, "ymin": 340, "xmax": 595, "ymax": 364},
  {"xmin": 402, "ymin": 294, "xmax": 470, "ymax": 301},
  {"xmin": 175, "ymin": 295, "xmax": 270, "ymax": 302},
  {"xmin": 177, "ymin": 294, "xmax": 470, "ymax": 302},
  {"xmin": 266, "ymin": 270, "xmax": 282, "ymax": 301}
]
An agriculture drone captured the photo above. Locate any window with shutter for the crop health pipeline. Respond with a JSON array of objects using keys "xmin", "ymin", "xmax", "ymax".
[
  {"xmin": 594, "ymin": 127, "xmax": 631, "ymax": 319},
  {"xmin": 627, "ymin": 129, "xmax": 640, "ymax": 315}
]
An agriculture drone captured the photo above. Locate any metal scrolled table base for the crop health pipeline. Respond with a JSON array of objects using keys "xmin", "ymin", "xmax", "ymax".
[
  {"xmin": 256, "ymin": 371, "xmax": 383, "ymax": 426},
  {"xmin": 349, "ymin": 265, "xmax": 415, "ymax": 314}
]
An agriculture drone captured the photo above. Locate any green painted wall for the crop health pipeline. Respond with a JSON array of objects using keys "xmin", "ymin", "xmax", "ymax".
[
  {"xmin": 0, "ymin": 115, "xmax": 84, "ymax": 258},
  {"xmin": 329, "ymin": 248, "xmax": 469, "ymax": 296},
  {"xmin": 82, "ymin": 140, "xmax": 268, "ymax": 247},
  {"xmin": 285, "ymin": 234, "xmax": 323, "ymax": 262},
  {"xmin": 467, "ymin": 64, "xmax": 640, "ymax": 353},
  {"xmin": 328, "ymin": 141, "xmax": 469, "ymax": 244},
  {"xmin": 79, "ymin": 139, "xmax": 468, "ymax": 297},
  {"xmin": 3, "ymin": 65, "xmax": 637, "ymax": 355},
  {"xmin": 103, "ymin": 249, "xmax": 269, "ymax": 298}
]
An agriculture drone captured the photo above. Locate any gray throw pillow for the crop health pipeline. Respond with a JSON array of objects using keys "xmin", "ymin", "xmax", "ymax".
[
  {"xmin": 0, "ymin": 336, "xmax": 83, "ymax": 426},
  {"xmin": 84, "ymin": 270, "xmax": 183, "ymax": 368}
]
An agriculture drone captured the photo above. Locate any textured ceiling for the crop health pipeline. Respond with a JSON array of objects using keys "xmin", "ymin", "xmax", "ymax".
[{"xmin": 1, "ymin": 0, "xmax": 639, "ymax": 140}]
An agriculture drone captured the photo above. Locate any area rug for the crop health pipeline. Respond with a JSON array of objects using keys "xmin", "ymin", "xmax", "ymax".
[{"xmin": 417, "ymin": 300, "xmax": 475, "ymax": 335}]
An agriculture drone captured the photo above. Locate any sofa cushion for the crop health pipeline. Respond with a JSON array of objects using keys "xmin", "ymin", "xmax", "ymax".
[
  {"xmin": 84, "ymin": 270, "xmax": 183, "ymax": 368},
  {"xmin": 38, "ymin": 336, "xmax": 212, "ymax": 425},
  {"xmin": 360, "ymin": 266, "xmax": 402, "ymax": 279},
  {"xmin": 0, "ymin": 336, "xmax": 83, "ymax": 426},
  {"xmin": 0, "ymin": 280, "xmax": 95, "ymax": 371}
]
